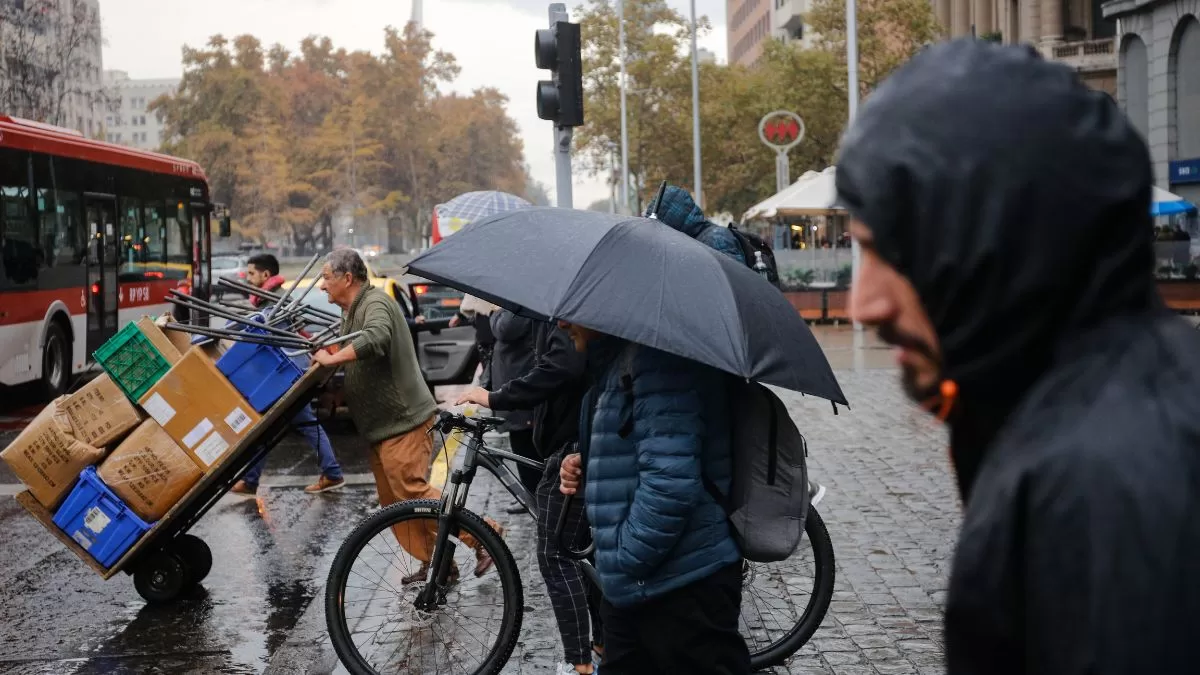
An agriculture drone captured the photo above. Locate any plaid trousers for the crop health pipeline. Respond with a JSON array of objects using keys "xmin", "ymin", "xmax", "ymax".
[{"xmin": 535, "ymin": 446, "xmax": 604, "ymax": 666}]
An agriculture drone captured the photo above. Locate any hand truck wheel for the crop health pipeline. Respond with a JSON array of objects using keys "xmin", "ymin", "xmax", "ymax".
[
  {"xmin": 172, "ymin": 534, "xmax": 213, "ymax": 583},
  {"xmin": 133, "ymin": 550, "xmax": 192, "ymax": 604}
]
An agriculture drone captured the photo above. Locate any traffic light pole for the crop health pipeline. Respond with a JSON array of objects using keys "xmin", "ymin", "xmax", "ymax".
[
  {"xmin": 548, "ymin": 2, "xmax": 574, "ymax": 208},
  {"xmin": 554, "ymin": 125, "xmax": 574, "ymax": 208}
]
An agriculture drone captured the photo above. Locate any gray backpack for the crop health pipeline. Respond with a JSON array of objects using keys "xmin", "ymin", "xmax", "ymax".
[{"xmin": 618, "ymin": 346, "xmax": 809, "ymax": 563}]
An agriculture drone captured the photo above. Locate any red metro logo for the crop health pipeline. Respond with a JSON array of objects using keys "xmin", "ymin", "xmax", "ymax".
[
  {"xmin": 763, "ymin": 117, "xmax": 800, "ymax": 144},
  {"xmin": 758, "ymin": 111, "xmax": 806, "ymax": 151}
]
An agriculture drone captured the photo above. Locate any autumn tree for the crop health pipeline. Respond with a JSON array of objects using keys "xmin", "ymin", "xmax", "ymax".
[
  {"xmin": 575, "ymin": 0, "xmax": 705, "ymax": 214},
  {"xmin": 806, "ymin": 0, "xmax": 942, "ymax": 98},
  {"xmin": 152, "ymin": 24, "xmax": 526, "ymax": 252},
  {"xmin": 0, "ymin": 0, "xmax": 104, "ymax": 130}
]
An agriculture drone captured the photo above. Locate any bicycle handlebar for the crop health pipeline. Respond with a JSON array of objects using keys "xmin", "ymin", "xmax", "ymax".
[{"xmin": 433, "ymin": 410, "xmax": 507, "ymax": 435}]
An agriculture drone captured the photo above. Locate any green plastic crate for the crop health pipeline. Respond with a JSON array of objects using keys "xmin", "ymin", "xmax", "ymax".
[{"xmin": 93, "ymin": 323, "xmax": 173, "ymax": 402}]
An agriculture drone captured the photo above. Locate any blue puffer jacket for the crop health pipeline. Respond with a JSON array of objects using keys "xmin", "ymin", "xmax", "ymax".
[
  {"xmin": 646, "ymin": 185, "xmax": 746, "ymax": 265},
  {"xmin": 581, "ymin": 337, "xmax": 742, "ymax": 608}
]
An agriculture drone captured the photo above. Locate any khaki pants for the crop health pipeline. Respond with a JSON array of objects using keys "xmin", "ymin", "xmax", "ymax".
[{"xmin": 368, "ymin": 416, "xmax": 491, "ymax": 562}]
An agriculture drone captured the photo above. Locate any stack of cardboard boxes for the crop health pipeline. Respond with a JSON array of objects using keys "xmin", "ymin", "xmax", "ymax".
[{"xmin": 1, "ymin": 318, "xmax": 263, "ymax": 567}]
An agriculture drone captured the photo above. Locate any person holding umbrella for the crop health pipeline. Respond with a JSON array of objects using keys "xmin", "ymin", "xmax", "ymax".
[{"xmin": 408, "ymin": 206, "xmax": 846, "ymax": 673}]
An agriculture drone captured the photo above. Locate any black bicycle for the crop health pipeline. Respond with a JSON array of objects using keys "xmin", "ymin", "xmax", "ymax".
[{"xmin": 325, "ymin": 411, "xmax": 836, "ymax": 674}]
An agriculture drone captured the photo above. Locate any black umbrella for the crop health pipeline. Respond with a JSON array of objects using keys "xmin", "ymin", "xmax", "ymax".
[{"xmin": 407, "ymin": 207, "xmax": 847, "ymax": 404}]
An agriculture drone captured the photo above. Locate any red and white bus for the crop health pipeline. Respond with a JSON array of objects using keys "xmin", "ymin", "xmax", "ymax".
[{"xmin": 0, "ymin": 116, "xmax": 228, "ymax": 399}]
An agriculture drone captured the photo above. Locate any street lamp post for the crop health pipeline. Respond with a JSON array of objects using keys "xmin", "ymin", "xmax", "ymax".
[
  {"xmin": 618, "ymin": 0, "xmax": 630, "ymax": 215},
  {"xmin": 846, "ymin": 0, "xmax": 862, "ymax": 332},
  {"xmin": 688, "ymin": 0, "xmax": 702, "ymax": 206}
]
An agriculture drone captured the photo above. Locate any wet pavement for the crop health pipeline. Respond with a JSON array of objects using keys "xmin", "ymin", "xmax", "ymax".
[{"xmin": 0, "ymin": 328, "xmax": 962, "ymax": 675}]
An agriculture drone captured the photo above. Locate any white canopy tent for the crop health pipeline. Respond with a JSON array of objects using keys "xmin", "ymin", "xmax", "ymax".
[
  {"xmin": 742, "ymin": 166, "xmax": 844, "ymax": 221},
  {"xmin": 742, "ymin": 169, "xmax": 822, "ymax": 221}
]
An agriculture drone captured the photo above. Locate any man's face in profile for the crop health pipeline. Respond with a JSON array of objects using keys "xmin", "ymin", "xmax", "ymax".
[{"xmin": 848, "ymin": 220, "xmax": 943, "ymax": 403}]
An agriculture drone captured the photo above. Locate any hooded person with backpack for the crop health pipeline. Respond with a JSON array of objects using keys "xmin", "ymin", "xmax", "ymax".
[{"xmin": 644, "ymin": 185, "xmax": 747, "ymax": 265}]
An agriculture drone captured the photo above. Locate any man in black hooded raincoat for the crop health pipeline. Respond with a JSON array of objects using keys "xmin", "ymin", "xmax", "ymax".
[{"xmin": 837, "ymin": 39, "xmax": 1200, "ymax": 673}]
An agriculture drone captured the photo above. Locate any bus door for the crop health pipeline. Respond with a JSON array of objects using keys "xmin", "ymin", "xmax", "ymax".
[
  {"xmin": 84, "ymin": 195, "xmax": 119, "ymax": 355},
  {"xmin": 191, "ymin": 202, "xmax": 211, "ymax": 302}
]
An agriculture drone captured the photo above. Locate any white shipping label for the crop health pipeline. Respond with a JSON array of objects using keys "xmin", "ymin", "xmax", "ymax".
[
  {"xmin": 182, "ymin": 418, "xmax": 214, "ymax": 449},
  {"xmin": 225, "ymin": 407, "xmax": 252, "ymax": 434},
  {"xmin": 84, "ymin": 506, "xmax": 111, "ymax": 534},
  {"xmin": 194, "ymin": 432, "xmax": 230, "ymax": 467},
  {"xmin": 142, "ymin": 393, "xmax": 176, "ymax": 426}
]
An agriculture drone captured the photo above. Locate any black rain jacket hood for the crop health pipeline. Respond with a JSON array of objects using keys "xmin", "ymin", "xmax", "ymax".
[
  {"xmin": 838, "ymin": 39, "xmax": 1200, "ymax": 675},
  {"xmin": 836, "ymin": 39, "xmax": 1157, "ymax": 496}
]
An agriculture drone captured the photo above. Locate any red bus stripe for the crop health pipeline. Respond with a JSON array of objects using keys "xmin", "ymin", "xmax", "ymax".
[{"xmin": 0, "ymin": 279, "xmax": 187, "ymax": 326}]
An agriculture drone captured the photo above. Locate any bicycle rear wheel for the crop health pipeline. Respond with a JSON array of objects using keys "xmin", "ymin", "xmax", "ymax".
[
  {"xmin": 742, "ymin": 506, "xmax": 836, "ymax": 670},
  {"xmin": 326, "ymin": 499, "xmax": 523, "ymax": 675}
]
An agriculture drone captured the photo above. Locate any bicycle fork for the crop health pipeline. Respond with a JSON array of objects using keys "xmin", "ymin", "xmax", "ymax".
[{"xmin": 415, "ymin": 468, "xmax": 472, "ymax": 610}]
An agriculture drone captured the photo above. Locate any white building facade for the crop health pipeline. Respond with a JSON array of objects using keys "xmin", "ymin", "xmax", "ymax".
[
  {"xmin": 0, "ymin": 0, "xmax": 104, "ymax": 136},
  {"xmin": 1105, "ymin": 0, "xmax": 1200, "ymax": 204},
  {"xmin": 101, "ymin": 70, "xmax": 178, "ymax": 150}
]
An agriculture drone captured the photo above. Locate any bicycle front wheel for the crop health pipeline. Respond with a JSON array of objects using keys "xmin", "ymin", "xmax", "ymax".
[
  {"xmin": 326, "ymin": 499, "xmax": 523, "ymax": 675},
  {"xmin": 742, "ymin": 506, "xmax": 837, "ymax": 670}
]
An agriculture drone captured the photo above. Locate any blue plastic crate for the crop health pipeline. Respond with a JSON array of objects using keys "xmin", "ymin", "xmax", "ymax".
[
  {"xmin": 216, "ymin": 322, "xmax": 305, "ymax": 413},
  {"xmin": 52, "ymin": 467, "xmax": 152, "ymax": 568}
]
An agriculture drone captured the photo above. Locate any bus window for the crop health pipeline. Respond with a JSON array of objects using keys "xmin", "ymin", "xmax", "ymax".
[
  {"xmin": 52, "ymin": 190, "xmax": 85, "ymax": 267},
  {"xmin": 144, "ymin": 204, "xmax": 166, "ymax": 264},
  {"xmin": 165, "ymin": 201, "xmax": 191, "ymax": 264},
  {"xmin": 1, "ymin": 185, "xmax": 38, "ymax": 287},
  {"xmin": 120, "ymin": 198, "xmax": 143, "ymax": 267}
]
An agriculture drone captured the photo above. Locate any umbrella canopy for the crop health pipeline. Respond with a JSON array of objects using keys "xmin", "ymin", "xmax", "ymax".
[
  {"xmin": 407, "ymin": 207, "xmax": 847, "ymax": 404},
  {"xmin": 432, "ymin": 191, "xmax": 531, "ymax": 244},
  {"xmin": 1151, "ymin": 185, "xmax": 1198, "ymax": 217}
]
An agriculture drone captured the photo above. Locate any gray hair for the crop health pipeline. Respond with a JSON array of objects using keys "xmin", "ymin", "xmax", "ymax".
[{"xmin": 325, "ymin": 249, "xmax": 369, "ymax": 283}]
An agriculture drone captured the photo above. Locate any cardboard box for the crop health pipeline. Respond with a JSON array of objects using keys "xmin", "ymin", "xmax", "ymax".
[
  {"xmin": 60, "ymin": 374, "xmax": 144, "ymax": 448},
  {"xmin": 139, "ymin": 348, "xmax": 261, "ymax": 470},
  {"xmin": 1, "ymin": 401, "xmax": 105, "ymax": 508},
  {"xmin": 133, "ymin": 316, "xmax": 183, "ymax": 365},
  {"xmin": 97, "ymin": 419, "xmax": 203, "ymax": 521}
]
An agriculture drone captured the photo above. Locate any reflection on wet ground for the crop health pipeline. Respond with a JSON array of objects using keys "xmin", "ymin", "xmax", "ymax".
[{"xmin": 0, "ymin": 325, "xmax": 894, "ymax": 674}]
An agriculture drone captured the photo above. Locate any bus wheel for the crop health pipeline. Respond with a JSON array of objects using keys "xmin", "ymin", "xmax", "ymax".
[{"xmin": 41, "ymin": 322, "xmax": 70, "ymax": 400}]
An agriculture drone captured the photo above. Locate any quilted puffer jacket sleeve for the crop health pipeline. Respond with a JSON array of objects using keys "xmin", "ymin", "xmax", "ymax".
[{"xmin": 615, "ymin": 350, "xmax": 708, "ymax": 578}]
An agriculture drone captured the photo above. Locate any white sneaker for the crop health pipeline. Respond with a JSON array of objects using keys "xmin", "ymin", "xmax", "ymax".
[
  {"xmin": 556, "ymin": 664, "xmax": 580, "ymax": 675},
  {"xmin": 809, "ymin": 480, "xmax": 826, "ymax": 506}
]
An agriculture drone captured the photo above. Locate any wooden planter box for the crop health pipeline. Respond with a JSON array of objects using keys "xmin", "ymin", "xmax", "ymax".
[
  {"xmin": 783, "ymin": 288, "xmax": 850, "ymax": 322},
  {"xmin": 1159, "ymin": 280, "xmax": 1200, "ymax": 312},
  {"xmin": 784, "ymin": 282, "xmax": 1200, "ymax": 321}
]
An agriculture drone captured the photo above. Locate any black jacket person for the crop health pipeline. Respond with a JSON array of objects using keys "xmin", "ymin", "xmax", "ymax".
[{"xmin": 837, "ymin": 39, "xmax": 1200, "ymax": 674}]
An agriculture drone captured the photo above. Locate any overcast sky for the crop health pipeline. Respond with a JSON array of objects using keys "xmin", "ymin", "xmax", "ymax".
[{"xmin": 99, "ymin": 0, "xmax": 728, "ymax": 209}]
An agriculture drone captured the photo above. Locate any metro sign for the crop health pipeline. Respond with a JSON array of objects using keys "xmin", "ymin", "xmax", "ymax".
[
  {"xmin": 758, "ymin": 110, "xmax": 806, "ymax": 152},
  {"xmin": 764, "ymin": 118, "xmax": 801, "ymax": 144}
]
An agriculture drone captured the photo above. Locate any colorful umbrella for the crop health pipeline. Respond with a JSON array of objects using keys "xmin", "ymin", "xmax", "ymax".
[{"xmin": 432, "ymin": 191, "xmax": 532, "ymax": 244}]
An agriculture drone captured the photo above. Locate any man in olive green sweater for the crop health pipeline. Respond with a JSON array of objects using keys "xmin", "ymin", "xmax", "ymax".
[{"xmin": 313, "ymin": 249, "xmax": 499, "ymax": 582}]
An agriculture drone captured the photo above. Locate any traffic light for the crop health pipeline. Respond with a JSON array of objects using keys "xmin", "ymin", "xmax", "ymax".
[{"xmin": 535, "ymin": 20, "xmax": 583, "ymax": 127}]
